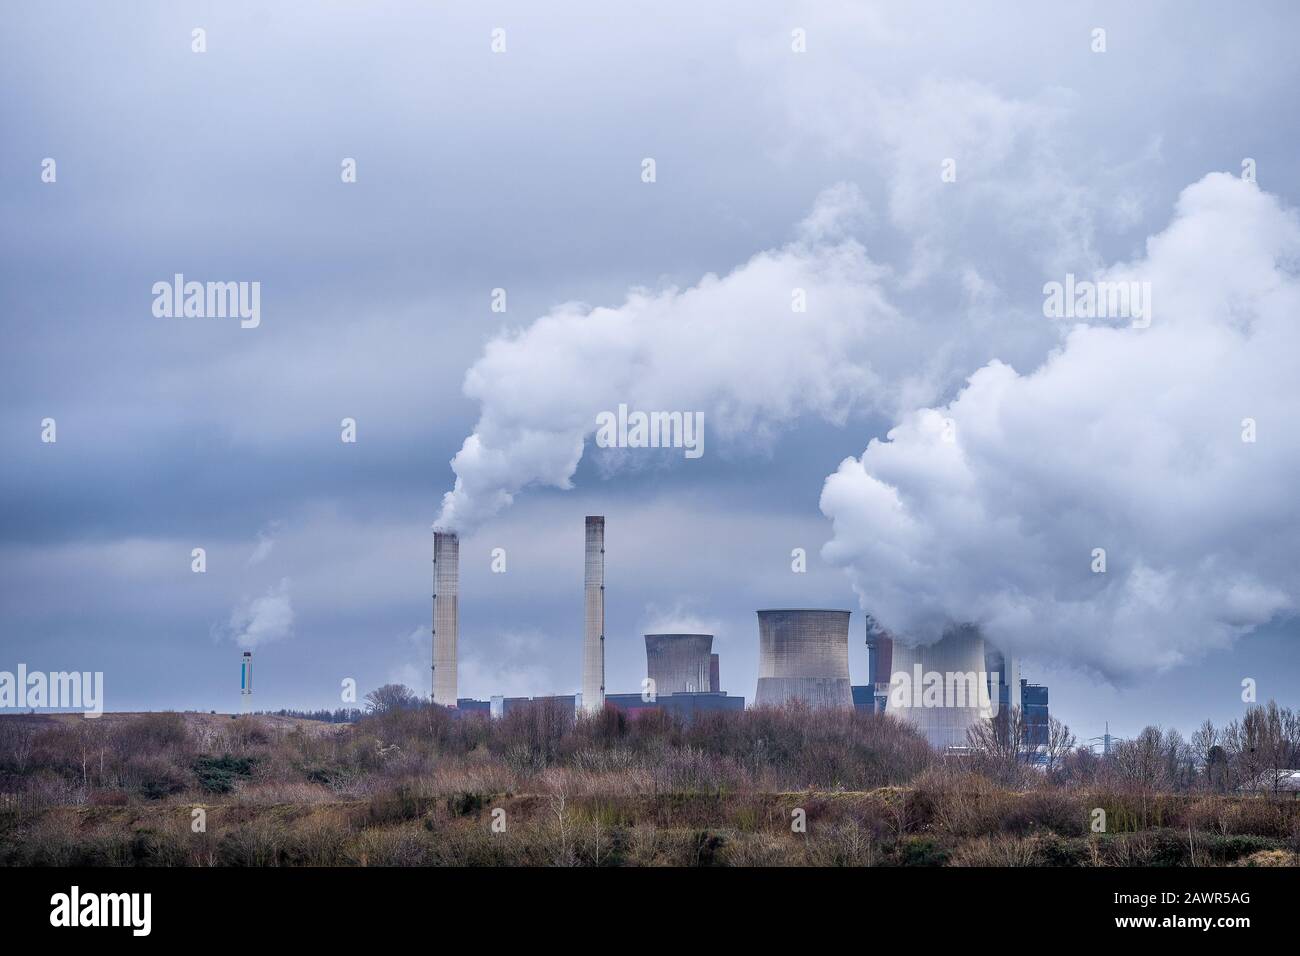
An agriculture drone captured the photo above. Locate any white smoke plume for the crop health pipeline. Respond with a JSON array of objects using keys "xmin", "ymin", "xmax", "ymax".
[
  {"xmin": 435, "ymin": 77, "xmax": 1110, "ymax": 535},
  {"xmin": 225, "ymin": 578, "xmax": 295, "ymax": 649},
  {"xmin": 820, "ymin": 174, "xmax": 1300, "ymax": 680},
  {"xmin": 436, "ymin": 185, "xmax": 927, "ymax": 533}
]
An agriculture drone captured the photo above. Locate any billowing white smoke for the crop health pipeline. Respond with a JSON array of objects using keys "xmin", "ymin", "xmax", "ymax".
[
  {"xmin": 820, "ymin": 174, "xmax": 1300, "ymax": 680},
  {"xmin": 225, "ymin": 578, "xmax": 295, "ymax": 649},
  {"xmin": 437, "ymin": 185, "xmax": 910, "ymax": 533}
]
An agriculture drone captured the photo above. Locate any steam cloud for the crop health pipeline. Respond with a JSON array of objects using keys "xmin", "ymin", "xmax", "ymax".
[
  {"xmin": 438, "ymin": 185, "xmax": 923, "ymax": 533},
  {"xmin": 225, "ymin": 578, "xmax": 295, "ymax": 649},
  {"xmin": 820, "ymin": 174, "xmax": 1300, "ymax": 680}
]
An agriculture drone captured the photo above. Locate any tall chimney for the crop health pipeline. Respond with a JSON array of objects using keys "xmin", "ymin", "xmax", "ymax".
[
  {"xmin": 432, "ymin": 530, "xmax": 459, "ymax": 707},
  {"xmin": 582, "ymin": 516, "xmax": 605, "ymax": 714},
  {"xmin": 240, "ymin": 651, "xmax": 253, "ymax": 714}
]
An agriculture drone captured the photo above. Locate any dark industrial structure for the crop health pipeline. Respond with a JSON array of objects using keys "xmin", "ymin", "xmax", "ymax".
[{"xmin": 605, "ymin": 691, "xmax": 744, "ymax": 721}]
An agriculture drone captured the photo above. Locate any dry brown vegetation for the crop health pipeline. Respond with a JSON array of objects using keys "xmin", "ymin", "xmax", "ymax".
[{"xmin": 1, "ymin": 704, "xmax": 1297, "ymax": 867}]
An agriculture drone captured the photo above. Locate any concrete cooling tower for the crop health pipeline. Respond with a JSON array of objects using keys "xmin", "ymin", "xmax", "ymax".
[
  {"xmin": 432, "ymin": 530, "xmax": 459, "ymax": 707},
  {"xmin": 644, "ymin": 633, "xmax": 713, "ymax": 697},
  {"xmin": 754, "ymin": 609, "xmax": 853, "ymax": 710},
  {"xmin": 886, "ymin": 624, "xmax": 995, "ymax": 751}
]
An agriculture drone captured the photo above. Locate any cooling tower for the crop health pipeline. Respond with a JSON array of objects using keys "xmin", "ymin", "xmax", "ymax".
[
  {"xmin": 432, "ymin": 530, "xmax": 459, "ymax": 707},
  {"xmin": 754, "ymin": 609, "xmax": 853, "ymax": 709},
  {"xmin": 581, "ymin": 516, "xmax": 605, "ymax": 714},
  {"xmin": 886, "ymin": 624, "xmax": 995, "ymax": 751},
  {"xmin": 709, "ymin": 653, "xmax": 720, "ymax": 693},
  {"xmin": 645, "ymin": 633, "xmax": 712, "ymax": 696}
]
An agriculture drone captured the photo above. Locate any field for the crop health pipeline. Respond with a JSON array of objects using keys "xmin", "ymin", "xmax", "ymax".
[{"xmin": 1, "ymin": 706, "xmax": 1297, "ymax": 867}]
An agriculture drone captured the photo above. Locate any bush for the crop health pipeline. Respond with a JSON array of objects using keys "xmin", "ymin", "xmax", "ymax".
[
  {"xmin": 193, "ymin": 755, "xmax": 257, "ymax": 794},
  {"xmin": 896, "ymin": 837, "xmax": 950, "ymax": 866},
  {"xmin": 446, "ymin": 791, "xmax": 487, "ymax": 818},
  {"xmin": 126, "ymin": 755, "xmax": 189, "ymax": 800},
  {"xmin": 949, "ymin": 835, "xmax": 1042, "ymax": 867}
]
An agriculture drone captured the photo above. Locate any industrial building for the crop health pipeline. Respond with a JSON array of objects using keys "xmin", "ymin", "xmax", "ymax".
[
  {"xmin": 499, "ymin": 695, "xmax": 580, "ymax": 719},
  {"xmin": 431, "ymin": 513, "xmax": 1049, "ymax": 748},
  {"xmin": 1022, "ymin": 680, "xmax": 1049, "ymax": 748},
  {"xmin": 599, "ymin": 629, "xmax": 744, "ymax": 721},
  {"xmin": 864, "ymin": 624, "xmax": 894, "ymax": 713},
  {"xmin": 645, "ymin": 633, "xmax": 713, "ymax": 696},
  {"xmin": 605, "ymin": 691, "xmax": 744, "ymax": 721},
  {"xmin": 455, "ymin": 695, "xmax": 581, "ymax": 719},
  {"xmin": 754, "ymin": 609, "xmax": 854, "ymax": 710},
  {"xmin": 984, "ymin": 644, "xmax": 1022, "ymax": 715}
]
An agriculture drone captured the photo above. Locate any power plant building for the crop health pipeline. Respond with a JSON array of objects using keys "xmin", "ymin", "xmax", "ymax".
[
  {"xmin": 645, "ymin": 633, "xmax": 713, "ymax": 696},
  {"xmin": 432, "ymin": 530, "xmax": 459, "ymax": 707},
  {"xmin": 754, "ymin": 609, "xmax": 854, "ymax": 710},
  {"xmin": 984, "ymin": 645, "xmax": 1021, "ymax": 715},
  {"xmin": 605, "ymin": 691, "xmax": 744, "ymax": 721},
  {"xmin": 1022, "ymin": 680, "xmax": 1049, "ymax": 748},
  {"xmin": 865, "ymin": 626, "xmax": 894, "ymax": 713}
]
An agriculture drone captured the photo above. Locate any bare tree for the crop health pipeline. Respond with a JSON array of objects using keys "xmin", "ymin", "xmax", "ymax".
[
  {"xmin": 1042, "ymin": 716, "xmax": 1076, "ymax": 775},
  {"xmin": 1112, "ymin": 726, "xmax": 1168, "ymax": 790},
  {"xmin": 1224, "ymin": 701, "xmax": 1300, "ymax": 796},
  {"xmin": 364, "ymin": 683, "xmax": 419, "ymax": 715},
  {"xmin": 0, "ymin": 721, "xmax": 36, "ymax": 774},
  {"xmin": 1190, "ymin": 719, "xmax": 1220, "ymax": 791},
  {"xmin": 1257, "ymin": 702, "xmax": 1300, "ymax": 797},
  {"xmin": 966, "ymin": 706, "xmax": 1028, "ymax": 780}
]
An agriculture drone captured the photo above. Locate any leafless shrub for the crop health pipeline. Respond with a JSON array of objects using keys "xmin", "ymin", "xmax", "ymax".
[
  {"xmin": 803, "ymin": 819, "xmax": 879, "ymax": 866},
  {"xmin": 949, "ymin": 834, "xmax": 1041, "ymax": 867},
  {"xmin": 722, "ymin": 833, "xmax": 795, "ymax": 866}
]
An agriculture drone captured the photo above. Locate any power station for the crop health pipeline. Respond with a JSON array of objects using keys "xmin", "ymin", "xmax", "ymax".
[{"xmin": 432, "ymin": 516, "xmax": 1048, "ymax": 750}]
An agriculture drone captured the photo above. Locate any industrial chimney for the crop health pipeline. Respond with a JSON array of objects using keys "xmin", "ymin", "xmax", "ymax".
[
  {"xmin": 240, "ymin": 650, "xmax": 253, "ymax": 713},
  {"xmin": 432, "ymin": 530, "xmax": 459, "ymax": 707},
  {"xmin": 754, "ymin": 609, "xmax": 854, "ymax": 710},
  {"xmin": 581, "ymin": 516, "xmax": 605, "ymax": 714}
]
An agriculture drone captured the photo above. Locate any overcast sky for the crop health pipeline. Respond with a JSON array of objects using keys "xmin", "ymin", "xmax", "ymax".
[{"xmin": 3, "ymin": 2, "xmax": 1298, "ymax": 743}]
